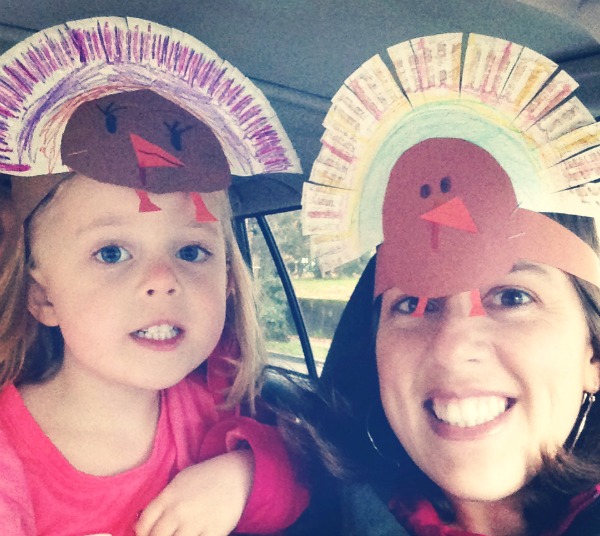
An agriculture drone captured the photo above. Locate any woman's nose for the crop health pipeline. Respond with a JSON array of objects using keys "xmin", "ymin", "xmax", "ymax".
[
  {"xmin": 429, "ymin": 293, "xmax": 487, "ymax": 365},
  {"xmin": 142, "ymin": 262, "xmax": 180, "ymax": 297}
]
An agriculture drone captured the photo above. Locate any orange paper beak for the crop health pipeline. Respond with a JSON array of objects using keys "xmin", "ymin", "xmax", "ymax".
[
  {"xmin": 420, "ymin": 196, "xmax": 478, "ymax": 233},
  {"xmin": 130, "ymin": 133, "xmax": 184, "ymax": 169}
]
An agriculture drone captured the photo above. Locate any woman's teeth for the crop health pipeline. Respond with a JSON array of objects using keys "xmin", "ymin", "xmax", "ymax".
[
  {"xmin": 134, "ymin": 324, "xmax": 180, "ymax": 340},
  {"xmin": 432, "ymin": 396, "xmax": 508, "ymax": 427}
]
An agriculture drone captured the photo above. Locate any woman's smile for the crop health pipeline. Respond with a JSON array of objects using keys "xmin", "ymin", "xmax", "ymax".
[
  {"xmin": 428, "ymin": 395, "xmax": 512, "ymax": 428},
  {"xmin": 424, "ymin": 394, "xmax": 517, "ymax": 441}
]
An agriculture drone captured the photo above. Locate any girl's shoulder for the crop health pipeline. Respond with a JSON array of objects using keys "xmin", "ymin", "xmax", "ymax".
[
  {"xmin": 0, "ymin": 389, "xmax": 36, "ymax": 534},
  {"xmin": 164, "ymin": 372, "xmax": 222, "ymax": 421},
  {"xmin": 0, "ymin": 382, "xmax": 19, "ymax": 405},
  {"xmin": 0, "ymin": 383, "xmax": 35, "ymax": 438}
]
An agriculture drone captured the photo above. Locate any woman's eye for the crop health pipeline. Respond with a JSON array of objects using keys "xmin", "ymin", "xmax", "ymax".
[
  {"xmin": 491, "ymin": 288, "xmax": 533, "ymax": 308},
  {"xmin": 392, "ymin": 296, "xmax": 441, "ymax": 315},
  {"xmin": 94, "ymin": 245, "xmax": 131, "ymax": 264},
  {"xmin": 393, "ymin": 296, "xmax": 419, "ymax": 315},
  {"xmin": 176, "ymin": 245, "xmax": 210, "ymax": 263}
]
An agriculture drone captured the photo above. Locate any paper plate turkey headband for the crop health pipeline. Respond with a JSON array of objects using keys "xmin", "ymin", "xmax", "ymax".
[
  {"xmin": 302, "ymin": 32, "xmax": 600, "ymax": 314},
  {"xmin": 2, "ymin": 17, "xmax": 301, "ymax": 222},
  {"xmin": 61, "ymin": 90, "xmax": 231, "ymax": 220}
]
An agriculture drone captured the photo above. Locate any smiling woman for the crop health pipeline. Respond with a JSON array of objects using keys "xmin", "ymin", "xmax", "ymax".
[
  {"xmin": 377, "ymin": 250, "xmax": 599, "ymax": 521},
  {"xmin": 283, "ymin": 31, "xmax": 600, "ymax": 536}
]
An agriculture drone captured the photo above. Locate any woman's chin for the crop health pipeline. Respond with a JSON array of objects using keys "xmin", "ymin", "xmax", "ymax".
[{"xmin": 433, "ymin": 469, "xmax": 528, "ymax": 504}]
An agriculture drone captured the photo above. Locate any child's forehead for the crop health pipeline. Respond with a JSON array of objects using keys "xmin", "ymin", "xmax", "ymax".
[
  {"xmin": 73, "ymin": 210, "xmax": 224, "ymax": 238},
  {"xmin": 39, "ymin": 175, "xmax": 227, "ymax": 230}
]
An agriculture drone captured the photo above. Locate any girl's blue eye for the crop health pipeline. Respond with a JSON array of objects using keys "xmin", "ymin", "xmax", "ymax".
[
  {"xmin": 492, "ymin": 288, "xmax": 533, "ymax": 308},
  {"xmin": 176, "ymin": 245, "xmax": 209, "ymax": 263},
  {"xmin": 95, "ymin": 245, "xmax": 131, "ymax": 264}
]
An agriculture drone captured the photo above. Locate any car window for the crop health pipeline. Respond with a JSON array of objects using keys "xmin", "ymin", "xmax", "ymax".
[{"xmin": 246, "ymin": 210, "xmax": 371, "ymax": 377}]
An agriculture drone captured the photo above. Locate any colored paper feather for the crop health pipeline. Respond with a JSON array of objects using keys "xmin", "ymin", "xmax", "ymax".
[{"xmin": 303, "ymin": 32, "xmax": 600, "ymax": 273}]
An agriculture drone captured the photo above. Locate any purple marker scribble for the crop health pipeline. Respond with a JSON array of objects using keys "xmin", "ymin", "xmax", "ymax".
[
  {"xmin": 239, "ymin": 104, "xmax": 261, "ymax": 125},
  {"xmin": 90, "ymin": 31, "xmax": 101, "ymax": 60},
  {"xmin": 175, "ymin": 44, "xmax": 186, "ymax": 72},
  {"xmin": 27, "ymin": 48, "xmax": 49, "ymax": 80},
  {"xmin": 0, "ymin": 162, "xmax": 29, "ymax": 171},
  {"xmin": 70, "ymin": 30, "xmax": 85, "ymax": 63},
  {"xmin": 198, "ymin": 60, "xmax": 216, "ymax": 88},
  {"xmin": 207, "ymin": 66, "xmax": 226, "ymax": 97},
  {"xmin": 178, "ymin": 46, "xmax": 191, "ymax": 77},
  {"xmin": 167, "ymin": 40, "xmax": 177, "ymax": 71},
  {"xmin": 0, "ymin": 17, "xmax": 299, "ymax": 175},
  {"xmin": 217, "ymin": 79, "xmax": 237, "ymax": 106},
  {"xmin": 58, "ymin": 29, "xmax": 76, "ymax": 65},
  {"xmin": 160, "ymin": 35, "xmax": 169, "ymax": 68},
  {"xmin": 186, "ymin": 53, "xmax": 201, "ymax": 85},
  {"xmin": 231, "ymin": 94, "xmax": 251, "ymax": 115},
  {"xmin": 114, "ymin": 26, "xmax": 124, "ymax": 64},
  {"xmin": 141, "ymin": 28, "xmax": 150, "ymax": 62},
  {"xmin": 103, "ymin": 22, "xmax": 114, "ymax": 63},
  {"xmin": 95, "ymin": 21, "xmax": 109, "ymax": 63},
  {"xmin": 15, "ymin": 59, "xmax": 39, "ymax": 85}
]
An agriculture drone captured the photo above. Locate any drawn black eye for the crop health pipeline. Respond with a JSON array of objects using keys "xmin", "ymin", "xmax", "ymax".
[
  {"xmin": 440, "ymin": 176, "xmax": 452, "ymax": 193},
  {"xmin": 164, "ymin": 121, "xmax": 193, "ymax": 151},
  {"xmin": 420, "ymin": 184, "xmax": 431, "ymax": 198},
  {"xmin": 97, "ymin": 102, "xmax": 125, "ymax": 134}
]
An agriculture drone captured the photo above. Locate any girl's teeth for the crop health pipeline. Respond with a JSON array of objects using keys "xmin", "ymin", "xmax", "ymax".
[
  {"xmin": 432, "ymin": 396, "xmax": 508, "ymax": 427},
  {"xmin": 135, "ymin": 324, "xmax": 180, "ymax": 341}
]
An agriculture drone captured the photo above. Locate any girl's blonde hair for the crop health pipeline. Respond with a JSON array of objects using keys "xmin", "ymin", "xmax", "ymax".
[
  {"xmin": 207, "ymin": 189, "xmax": 265, "ymax": 409},
  {"xmin": 0, "ymin": 187, "xmax": 33, "ymax": 388},
  {"xmin": 0, "ymin": 177, "xmax": 265, "ymax": 409}
]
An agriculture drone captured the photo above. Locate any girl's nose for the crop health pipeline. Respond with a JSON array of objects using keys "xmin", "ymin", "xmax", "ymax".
[
  {"xmin": 142, "ymin": 262, "xmax": 180, "ymax": 297},
  {"xmin": 146, "ymin": 286, "xmax": 176, "ymax": 296}
]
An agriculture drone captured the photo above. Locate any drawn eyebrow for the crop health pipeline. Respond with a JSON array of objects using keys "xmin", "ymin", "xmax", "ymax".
[
  {"xmin": 164, "ymin": 121, "xmax": 194, "ymax": 150},
  {"xmin": 164, "ymin": 121, "xmax": 194, "ymax": 134},
  {"xmin": 96, "ymin": 102, "xmax": 126, "ymax": 115}
]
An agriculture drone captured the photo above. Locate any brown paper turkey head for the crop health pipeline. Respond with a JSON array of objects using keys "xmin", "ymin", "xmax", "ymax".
[
  {"xmin": 61, "ymin": 89, "xmax": 231, "ymax": 221},
  {"xmin": 375, "ymin": 138, "xmax": 600, "ymax": 315}
]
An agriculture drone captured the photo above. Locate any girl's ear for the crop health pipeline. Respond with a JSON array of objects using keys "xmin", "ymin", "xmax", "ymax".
[{"xmin": 27, "ymin": 271, "xmax": 59, "ymax": 327}]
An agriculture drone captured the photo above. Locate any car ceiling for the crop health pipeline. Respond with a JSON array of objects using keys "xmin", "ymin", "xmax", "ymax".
[{"xmin": 0, "ymin": 0, "xmax": 599, "ymax": 215}]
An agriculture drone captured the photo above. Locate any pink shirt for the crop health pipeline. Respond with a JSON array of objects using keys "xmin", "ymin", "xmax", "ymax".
[{"xmin": 0, "ymin": 374, "xmax": 308, "ymax": 535}]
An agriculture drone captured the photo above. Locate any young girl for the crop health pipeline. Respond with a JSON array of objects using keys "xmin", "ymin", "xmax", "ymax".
[{"xmin": 0, "ymin": 17, "xmax": 308, "ymax": 536}]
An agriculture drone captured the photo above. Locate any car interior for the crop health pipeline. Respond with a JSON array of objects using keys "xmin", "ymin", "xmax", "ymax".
[
  {"xmin": 0, "ymin": 0, "xmax": 599, "ymax": 382},
  {"xmin": 0, "ymin": 5, "xmax": 599, "ymax": 533}
]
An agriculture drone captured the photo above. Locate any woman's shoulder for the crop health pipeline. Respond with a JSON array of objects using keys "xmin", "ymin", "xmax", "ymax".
[
  {"xmin": 286, "ymin": 478, "xmax": 410, "ymax": 536},
  {"xmin": 338, "ymin": 482, "xmax": 411, "ymax": 536},
  {"xmin": 564, "ymin": 492, "xmax": 600, "ymax": 535}
]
